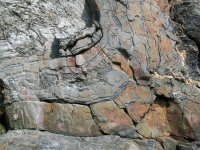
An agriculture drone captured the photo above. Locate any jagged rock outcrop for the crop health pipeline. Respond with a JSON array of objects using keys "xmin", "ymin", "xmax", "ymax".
[
  {"xmin": 0, "ymin": 0, "xmax": 199, "ymax": 149},
  {"xmin": 170, "ymin": 0, "xmax": 200, "ymax": 81}
]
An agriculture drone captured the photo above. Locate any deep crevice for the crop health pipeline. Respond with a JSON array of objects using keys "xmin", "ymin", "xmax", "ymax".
[
  {"xmin": 88, "ymin": 105, "xmax": 106, "ymax": 135},
  {"xmin": 0, "ymin": 79, "xmax": 8, "ymax": 133}
]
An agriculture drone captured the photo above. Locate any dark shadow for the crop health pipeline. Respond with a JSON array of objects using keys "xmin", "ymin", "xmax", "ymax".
[
  {"xmin": 153, "ymin": 96, "xmax": 195, "ymax": 142},
  {"xmin": 83, "ymin": 0, "xmax": 101, "ymax": 27},
  {"xmin": 169, "ymin": 1, "xmax": 200, "ymax": 80},
  {"xmin": 0, "ymin": 79, "xmax": 8, "ymax": 131},
  {"xmin": 50, "ymin": 37, "xmax": 60, "ymax": 59},
  {"xmin": 82, "ymin": 0, "xmax": 93, "ymax": 27}
]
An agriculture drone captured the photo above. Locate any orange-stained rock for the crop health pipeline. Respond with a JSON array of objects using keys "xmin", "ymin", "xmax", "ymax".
[
  {"xmin": 83, "ymin": 47, "xmax": 101, "ymax": 62},
  {"xmin": 166, "ymin": 101, "xmax": 195, "ymax": 140},
  {"xmin": 134, "ymin": 66, "xmax": 151, "ymax": 86},
  {"xmin": 183, "ymin": 101, "xmax": 200, "ymax": 141},
  {"xmin": 155, "ymin": 0, "xmax": 170, "ymax": 13},
  {"xmin": 127, "ymin": 103, "xmax": 149, "ymax": 122},
  {"xmin": 6, "ymin": 102, "xmax": 101, "ymax": 136},
  {"xmin": 114, "ymin": 81, "xmax": 154, "ymax": 108},
  {"xmin": 90, "ymin": 101, "xmax": 133, "ymax": 134},
  {"xmin": 114, "ymin": 83, "xmax": 136, "ymax": 108},
  {"xmin": 136, "ymin": 97, "xmax": 195, "ymax": 139},
  {"xmin": 137, "ymin": 100, "xmax": 170, "ymax": 138},
  {"xmin": 126, "ymin": 66, "xmax": 134, "ymax": 78},
  {"xmin": 66, "ymin": 57, "xmax": 76, "ymax": 67},
  {"xmin": 46, "ymin": 103, "xmax": 101, "ymax": 136},
  {"xmin": 160, "ymin": 37, "xmax": 173, "ymax": 52},
  {"xmin": 154, "ymin": 85, "xmax": 172, "ymax": 98},
  {"xmin": 112, "ymin": 55, "xmax": 129, "ymax": 73},
  {"xmin": 135, "ymin": 86, "xmax": 154, "ymax": 102},
  {"xmin": 148, "ymin": 34, "xmax": 160, "ymax": 70}
]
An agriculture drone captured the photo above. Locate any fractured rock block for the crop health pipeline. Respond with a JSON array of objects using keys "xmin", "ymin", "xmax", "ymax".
[
  {"xmin": 114, "ymin": 81, "xmax": 154, "ymax": 108},
  {"xmin": 90, "ymin": 101, "xmax": 133, "ymax": 134},
  {"xmin": 127, "ymin": 103, "xmax": 150, "ymax": 123},
  {"xmin": 6, "ymin": 101, "xmax": 101, "ymax": 136},
  {"xmin": 136, "ymin": 97, "xmax": 195, "ymax": 140}
]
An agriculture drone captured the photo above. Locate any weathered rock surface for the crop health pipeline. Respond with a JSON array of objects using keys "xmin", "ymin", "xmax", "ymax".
[
  {"xmin": 90, "ymin": 101, "xmax": 133, "ymax": 134},
  {"xmin": 0, "ymin": 0, "xmax": 199, "ymax": 149},
  {"xmin": 6, "ymin": 101, "xmax": 101, "ymax": 136},
  {"xmin": 0, "ymin": 130, "xmax": 165, "ymax": 150},
  {"xmin": 170, "ymin": 0, "xmax": 200, "ymax": 80},
  {"xmin": 136, "ymin": 97, "xmax": 195, "ymax": 140},
  {"xmin": 0, "ymin": 0, "xmax": 183, "ymax": 105},
  {"xmin": 0, "ymin": 130, "xmax": 200, "ymax": 150}
]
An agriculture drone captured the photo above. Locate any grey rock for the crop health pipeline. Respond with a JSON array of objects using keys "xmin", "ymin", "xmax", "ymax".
[
  {"xmin": 0, "ymin": 129, "xmax": 162, "ymax": 150},
  {"xmin": 76, "ymin": 54, "xmax": 86, "ymax": 66},
  {"xmin": 170, "ymin": 0, "xmax": 200, "ymax": 80},
  {"xmin": 6, "ymin": 101, "xmax": 101, "ymax": 136},
  {"xmin": 0, "ymin": 0, "xmax": 199, "ymax": 147}
]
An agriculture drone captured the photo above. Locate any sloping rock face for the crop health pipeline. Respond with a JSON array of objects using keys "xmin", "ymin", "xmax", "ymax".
[{"xmin": 0, "ymin": 0, "xmax": 199, "ymax": 149}]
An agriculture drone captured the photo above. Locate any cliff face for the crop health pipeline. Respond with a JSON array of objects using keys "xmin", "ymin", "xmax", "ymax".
[{"xmin": 0, "ymin": 0, "xmax": 199, "ymax": 149}]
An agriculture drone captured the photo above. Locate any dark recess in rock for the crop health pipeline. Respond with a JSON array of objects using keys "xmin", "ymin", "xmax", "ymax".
[
  {"xmin": 0, "ymin": 79, "xmax": 7, "ymax": 133},
  {"xmin": 170, "ymin": 0, "xmax": 200, "ymax": 80}
]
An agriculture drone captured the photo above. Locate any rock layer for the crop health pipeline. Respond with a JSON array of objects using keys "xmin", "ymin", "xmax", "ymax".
[{"xmin": 0, "ymin": 0, "xmax": 199, "ymax": 149}]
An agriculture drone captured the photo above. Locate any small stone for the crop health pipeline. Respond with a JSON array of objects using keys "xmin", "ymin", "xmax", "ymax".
[
  {"xmin": 134, "ymin": 66, "xmax": 151, "ymax": 86},
  {"xmin": 75, "ymin": 55, "xmax": 86, "ymax": 66},
  {"xmin": 59, "ymin": 49, "xmax": 66, "ymax": 57}
]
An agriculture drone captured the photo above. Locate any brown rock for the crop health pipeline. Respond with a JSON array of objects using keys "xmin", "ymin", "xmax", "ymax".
[
  {"xmin": 114, "ymin": 81, "xmax": 154, "ymax": 108},
  {"xmin": 154, "ymin": 85, "xmax": 172, "ymax": 98},
  {"xmin": 127, "ymin": 103, "xmax": 149, "ymax": 122},
  {"xmin": 66, "ymin": 57, "xmax": 76, "ymax": 67},
  {"xmin": 114, "ymin": 82, "xmax": 136, "ymax": 108},
  {"xmin": 160, "ymin": 37, "xmax": 173, "ymax": 53},
  {"xmin": 46, "ymin": 103, "xmax": 101, "ymax": 136},
  {"xmin": 112, "ymin": 55, "xmax": 129, "ymax": 73},
  {"xmin": 184, "ymin": 101, "xmax": 200, "ymax": 141},
  {"xmin": 90, "ymin": 101, "xmax": 133, "ymax": 134},
  {"xmin": 134, "ymin": 67, "xmax": 151, "ymax": 86},
  {"xmin": 136, "ymin": 97, "xmax": 195, "ymax": 139},
  {"xmin": 83, "ymin": 47, "xmax": 101, "ymax": 62},
  {"xmin": 6, "ymin": 102, "xmax": 101, "ymax": 136},
  {"xmin": 136, "ymin": 100, "xmax": 170, "ymax": 138},
  {"xmin": 135, "ymin": 85, "xmax": 154, "ymax": 102}
]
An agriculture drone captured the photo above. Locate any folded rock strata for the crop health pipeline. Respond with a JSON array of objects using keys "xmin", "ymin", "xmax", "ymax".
[{"xmin": 0, "ymin": 0, "xmax": 199, "ymax": 149}]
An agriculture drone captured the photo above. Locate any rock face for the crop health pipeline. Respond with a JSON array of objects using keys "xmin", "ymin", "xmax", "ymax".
[
  {"xmin": 0, "ymin": 130, "xmax": 165, "ymax": 150},
  {"xmin": 0, "ymin": 0, "xmax": 199, "ymax": 149},
  {"xmin": 6, "ymin": 101, "xmax": 101, "ymax": 136}
]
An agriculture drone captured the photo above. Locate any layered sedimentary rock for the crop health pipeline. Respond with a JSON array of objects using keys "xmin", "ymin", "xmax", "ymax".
[{"xmin": 0, "ymin": 0, "xmax": 199, "ymax": 149}]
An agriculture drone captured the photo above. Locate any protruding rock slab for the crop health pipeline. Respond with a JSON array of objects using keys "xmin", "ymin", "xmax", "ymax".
[
  {"xmin": 6, "ymin": 102, "xmax": 101, "ymax": 136},
  {"xmin": 90, "ymin": 101, "xmax": 133, "ymax": 134},
  {"xmin": 0, "ymin": 130, "xmax": 165, "ymax": 150}
]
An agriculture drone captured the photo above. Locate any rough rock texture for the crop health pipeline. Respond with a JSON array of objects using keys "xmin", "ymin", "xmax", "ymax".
[
  {"xmin": 170, "ymin": 0, "xmax": 200, "ymax": 80},
  {"xmin": 6, "ymin": 101, "xmax": 101, "ymax": 136},
  {"xmin": 0, "ymin": 130, "xmax": 165, "ymax": 150},
  {"xmin": 0, "ymin": 0, "xmax": 200, "ymax": 149}
]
